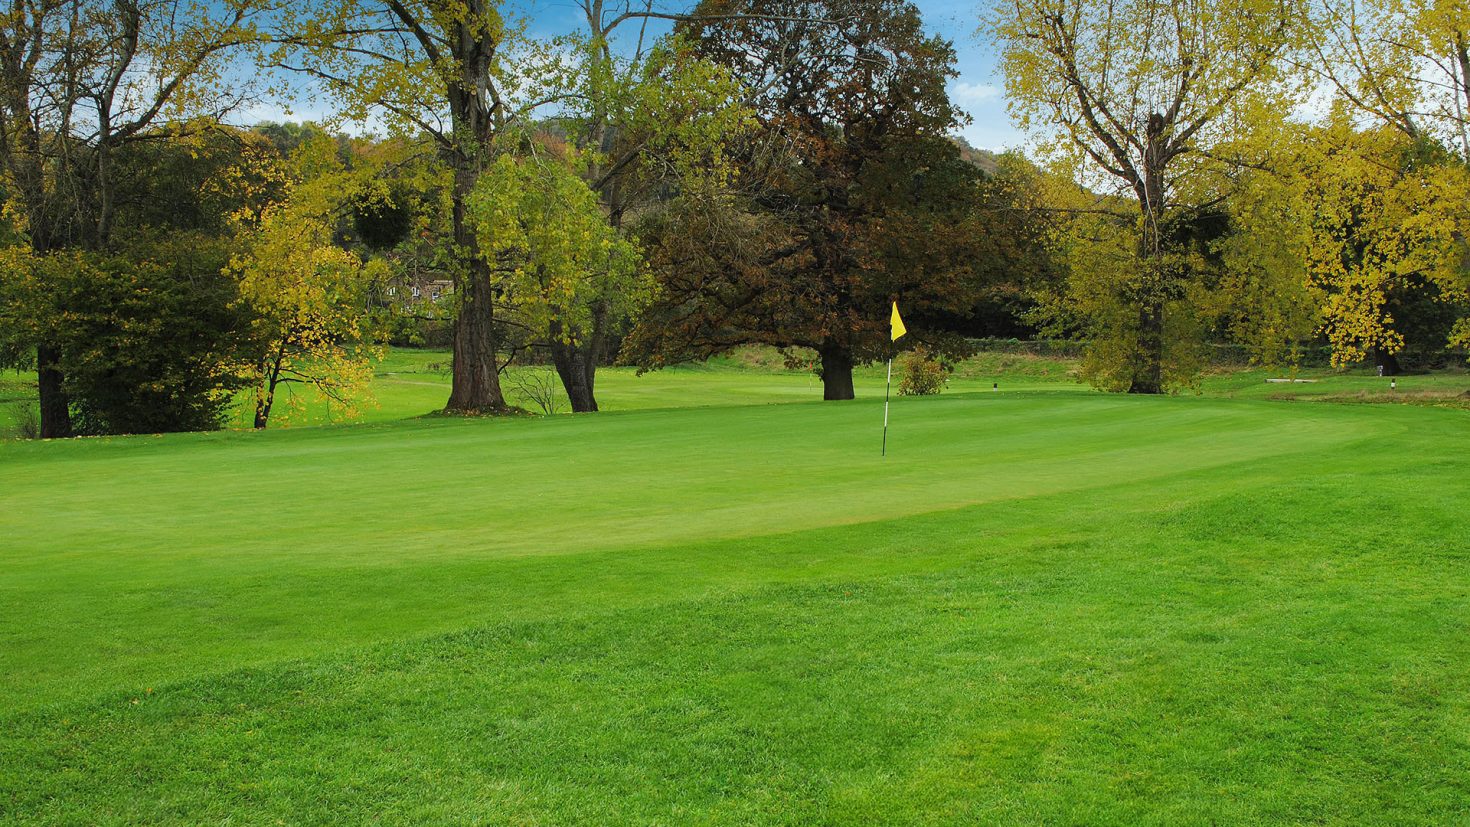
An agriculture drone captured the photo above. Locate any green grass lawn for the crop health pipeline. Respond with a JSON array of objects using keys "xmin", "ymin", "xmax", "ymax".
[
  {"xmin": 240, "ymin": 346, "xmax": 1081, "ymax": 427},
  {"xmin": 3, "ymin": 363, "xmax": 1470, "ymax": 824}
]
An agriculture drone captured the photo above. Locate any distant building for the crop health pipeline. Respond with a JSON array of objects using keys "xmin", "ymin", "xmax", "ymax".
[{"xmin": 386, "ymin": 276, "xmax": 453, "ymax": 305}]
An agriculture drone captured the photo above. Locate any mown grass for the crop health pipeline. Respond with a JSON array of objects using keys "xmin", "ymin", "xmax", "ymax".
[{"xmin": 3, "ymin": 373, "xmax": 1469, "ymax": 823}]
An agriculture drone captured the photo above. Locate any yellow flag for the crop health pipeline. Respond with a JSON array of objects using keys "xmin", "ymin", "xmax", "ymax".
[{"xmin": 890, "ymin": 301, "xmax": 907, "ymax": 341}]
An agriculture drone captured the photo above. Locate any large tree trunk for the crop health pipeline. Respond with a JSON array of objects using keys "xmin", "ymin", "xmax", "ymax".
[
  {"xmin": 550, "ymin": 340, "xmax": 598, "ymax": 413},
  {"xmin": 1128, "ymin": 299, "xmax": 1165, "ymax": 394},
  {"xmin": 444, "ymin": 164, "xmax": 508, "ymax": 414},
  {"xmin": 548, "ymin": 316, "xmax": 604, "ymax": 413},
  {"xmin": 818, "ymin": 340, "xmax": 855, "ymax": 400},
  {"xmin": 36, "ymin": 344, "xmax": 71, "ymax": 438},
  {"xmin": 446, "ymin": 266, "xmax": 507, "ymax": 413}
]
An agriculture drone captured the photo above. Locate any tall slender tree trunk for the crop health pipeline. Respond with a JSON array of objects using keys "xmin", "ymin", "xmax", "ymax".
[
  {"xmin": 444, "ymin": 163, "xmax": 508, "ymax": 414},
  {"xmin": 1128, "ymin": 114, "xmax": 1167, "ymax": 395},
  {"xmin": 818, "ymin": 339, "xmax": 855, "ymax": 400},
  {"xmin": 253, "ymin": 348, "xmax": 286, "ymax": 429}
]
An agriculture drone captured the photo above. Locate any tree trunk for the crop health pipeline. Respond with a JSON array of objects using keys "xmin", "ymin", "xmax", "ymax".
[
  {"xmin": 254, "ymin": 356, "xmax": 283, "ymax": 429},
  {"xmin": 446, "ymin": 267, "xmax": 507, "ymax": 413},
  {"xmin": 550, "ymin": 340, "xmax": 598, "ymax": 413},
  {"xmin": 36, "ymin": 344, "xmax": 72, "ymax": 438},
  {"xmin": 444, "ymin": 164, "xmax": 508, "ymax": 414},
  {"xmin": 818, "ymin": 340, "xmax": 855, "ymax": 400},
  {"xmin": 1373, "ymin": 346, "xmax": 1402, "ymax": 376},
  {"xmin": 1128, "ymin": 300, "xmax": 1165, "ymax": 394},
  {"xmin": 1128, "ymin": 114, "xmax": 1168, "ymax": 395},
  {"xmin": 548, "ymin": 317, "xmax": 603, "ymax": 413}
]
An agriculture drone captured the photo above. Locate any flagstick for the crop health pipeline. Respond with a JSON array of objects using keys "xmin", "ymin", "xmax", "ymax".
[{"xmin": 882, "ymin": 356, "xmax": 892, "ymax": 457}]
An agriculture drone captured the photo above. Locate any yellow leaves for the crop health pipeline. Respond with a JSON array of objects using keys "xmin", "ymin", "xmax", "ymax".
[
  {"xmin": 1280, "ymin": 124, "xmax": 1470, "ymax": 365},
  {"xmin": 228, "ymin": 157, "xmax": 380, "ymax": 428}
]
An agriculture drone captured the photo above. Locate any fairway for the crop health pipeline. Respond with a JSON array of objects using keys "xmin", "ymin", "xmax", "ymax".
[{"xmin": 3, "ymin": 383, "xmax": 1469, "ymax": 823}]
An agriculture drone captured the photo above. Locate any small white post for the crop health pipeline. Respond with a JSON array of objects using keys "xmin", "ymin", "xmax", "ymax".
[{"xmin": 882, "ymin": 358, "xmax": 892, "ymax": 456}]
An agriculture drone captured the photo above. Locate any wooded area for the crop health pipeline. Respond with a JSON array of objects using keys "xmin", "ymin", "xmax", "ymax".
[{"xmin": 3, "ymin": 0, "xmax": 1468, "ymax": 436}]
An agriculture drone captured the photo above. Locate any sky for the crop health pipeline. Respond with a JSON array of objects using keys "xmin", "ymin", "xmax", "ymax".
[
  {"xmin": 242, "ymin": 0, "xmax": 1025, "ymax": 151},
  {"xmin": 515, "ymin": 0, "xmax": 1023, "ymax": 151},
  {"xmin": 897, "ymin": 0, "xmax": 1020, "ymax": 151}
]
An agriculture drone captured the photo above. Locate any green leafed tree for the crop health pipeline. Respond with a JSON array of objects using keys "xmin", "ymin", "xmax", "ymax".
[
  {"xmin": 466, "ymin": 150, "xmax": 650, "ymax": 412},
  {"xmin": 540, "ymin": 9, "xmax": 750, "ymax": 412},
  {"xmin": 0, "ymin": 0, "xmax": 272, "ymax": 436},
  {"xmin": 269, "ymin": 0, "xmax": 575, "ymax": 415},
  {"xmin": 990, "ymin": 0, "xmax": 1302, "ymax": 392},
  {"xmin": 628, "ymin": 0, "xmax": 1002, "ymax": 400}
]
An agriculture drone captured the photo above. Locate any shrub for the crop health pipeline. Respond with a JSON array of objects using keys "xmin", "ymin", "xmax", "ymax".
[
  {"xmin": 898, "ymin": 346, "xmax": 953, "ymax": 396},
  {"xmin": 508, "ymin": 368, "xmax": 564, "ymax": 415},
  {"xmin": 42, "ymin": 240, "xmax": 252, "ymax": 435},
  {"xmin": 5, "ymin": 404, "xmax": 40, "ymax": 440}
]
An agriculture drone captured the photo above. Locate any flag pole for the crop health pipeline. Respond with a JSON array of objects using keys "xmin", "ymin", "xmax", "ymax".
[
  {"xmin": 884, "ymin": 300, "xmax": 906, "ymax": 457},
  {"xmin": 882, "ymin": 355, "xmax": 892, "ymax": 457}
]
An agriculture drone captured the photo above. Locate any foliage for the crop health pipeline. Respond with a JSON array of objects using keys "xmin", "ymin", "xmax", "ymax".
[
  {"xmin": 349, "ymin": 178, "xmax": 415, "ymax": 250},
  {"xmin": 627, "ymin": 0, "xmax": 1009, "ymax": 400},
  {"xmin": 1304, "ymin": 0, "xmax": 1470, "ymax": 161},
  {"xmin": 991, "ymin": 0, "xmax": 1304, "ymax": 392},
  {"xmin": 1296, "ymin": 127, "xmax": 1470, "ymax": 368},
  {"xmin": 466, "ymin": 152, "xmax": 650, "ymax": 352},
  {"xmin": 270, "ymin": 0, "xmax": 578, "ymax": 413},
  {"xmin": 897, "ymin": 346, "xmax": 952, "ymax": 395},
  {"xmin": 0, "ymin": 239, "xmax": 251, "ymax": 434},
  {"xmin": 1205, "ymin": 168, "xmax": 1319, "ymax": 368},
  {"xmin": 1220, "ymin": 121, "xmax": 1470, "ymax": 370},
  {"xmin": 230, "ymin": 135, "xmax": 385, "ymax": 428}
]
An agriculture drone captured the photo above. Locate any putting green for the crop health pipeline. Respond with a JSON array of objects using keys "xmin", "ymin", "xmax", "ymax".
[{"xmin": 1, "ymin": 391, "xmax": 1384, "ymax": 710}]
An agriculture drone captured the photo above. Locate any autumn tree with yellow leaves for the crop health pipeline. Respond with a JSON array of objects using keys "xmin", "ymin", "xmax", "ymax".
[
  {"xmin": 991, "ymin": 0, "xmax": 1304, "ymax": 392},
  {"xmin": 230, "ymin": 134, "xmax": 386, "ymax": 429}
]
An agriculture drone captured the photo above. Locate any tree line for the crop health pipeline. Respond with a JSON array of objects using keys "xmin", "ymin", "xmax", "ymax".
[{"xmin": 3, "ymin": 0, "xmax": 1468, "ymax": 437}]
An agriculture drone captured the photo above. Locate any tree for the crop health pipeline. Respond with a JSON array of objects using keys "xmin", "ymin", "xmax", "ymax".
[
  {"xmin": 466, "ymin": 149, "xmax": 650, "ymax": 413},
  {"xmin": 630, "ymin": 0, "xmax": 993, "ymax": 400},
  {"xmin": 991, "ymin": 0, "xmax": 1300, "ymax": 392},
  {"xmin": 1304, "ymin": 0, "xmax": 1470, "ymax": 161},
  {"xmin": 0, "ymin": 0, "xmax": 270, "ymax": 436},
  {"xmin": 271, "ymin": 0, "xmax": 577, "ymax": 415},
  {"xmin": 230, "ymin": 134, "xmax": 384, "ymax": 428},
  {"xmin": 1298, "ymin": 0, "xmax": 1470, "ymax": 366},
  {"xmin": 1231, "ymin": 120, "xmax": 1470, "ymax": 372},
  {"xmin": 542, "ymin": 11, "xmax": 749, "ymax": 412}
]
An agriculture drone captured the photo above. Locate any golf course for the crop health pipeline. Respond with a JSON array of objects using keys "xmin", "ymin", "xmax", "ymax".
[{"xmin": 3, "ymin": 353, "xmax": 1468, "ymax": 824}]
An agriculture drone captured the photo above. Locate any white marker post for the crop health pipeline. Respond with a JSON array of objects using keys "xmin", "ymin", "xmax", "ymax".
[{"xmin": 882, "ymin": 357, "xmax": 893, "ymax": 457}]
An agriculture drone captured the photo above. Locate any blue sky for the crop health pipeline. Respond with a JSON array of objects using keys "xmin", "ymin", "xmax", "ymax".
[
  {"xmin": 245, "ymin": 0, "xmax": 1022, "ymax": 150},
  {"xmin": 516, "ymin": 0, "xmax": 1021, "ymax": 151},
  {"xmin": 901, "ymin": 0, "xmax": 1019, "ymax": 151}
]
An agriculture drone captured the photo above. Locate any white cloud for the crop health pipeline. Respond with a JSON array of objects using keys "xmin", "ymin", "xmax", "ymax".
[{"xmin": 950, "ymin": 81, "xmax": 1001, "ymax": 105}]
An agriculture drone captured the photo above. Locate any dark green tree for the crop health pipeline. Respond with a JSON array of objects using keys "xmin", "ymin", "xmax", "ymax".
[{"xmin": 627, "ymin": 0, "xmax": 1015, "ymax": 399}]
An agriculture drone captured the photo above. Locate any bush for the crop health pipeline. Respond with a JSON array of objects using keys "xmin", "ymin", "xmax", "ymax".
[
  {"xmin": 898, "ymin": 346, "xmax": 953, "ymax": 396},
  {"xmin": 49, "ymin": 240, "xmax": 252, "ymax": 434},
  {"xmin": 507, "ymin": 368, "xmax": 564, "ymax": 415},
  {"xmin": 5, "ymin": 404, "xmax": 40, "ymax": 440}
]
